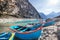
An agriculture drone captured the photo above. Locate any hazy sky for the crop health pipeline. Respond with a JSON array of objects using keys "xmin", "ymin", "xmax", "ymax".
[{"xmin": 29, "ymin": 0, "xmax": 60, "ymax": 15}]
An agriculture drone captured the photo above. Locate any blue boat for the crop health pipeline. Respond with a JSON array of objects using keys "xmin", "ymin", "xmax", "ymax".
[
  {"xmin": 43, "ymin": 21, "xmax": 55, "ymax": 27},
  {"xmin": 0, "ymin": 32, "xmax": 11, "ymax": 40},
  {"xmin": 10, "ymin": 24, "xmax": 42, "ymax": 40}
]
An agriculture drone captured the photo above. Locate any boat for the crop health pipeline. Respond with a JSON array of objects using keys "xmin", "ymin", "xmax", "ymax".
[
  {"xmin": 43, "ymin": 21, "xmax": 55, "ymax": 27},
  {"xmin": 0, "ymin": 32, "xmax": 11, "ymax": 40},
  {"xmin": 10, "ymin": 23, "xmax": 42, "ymax": 40}
]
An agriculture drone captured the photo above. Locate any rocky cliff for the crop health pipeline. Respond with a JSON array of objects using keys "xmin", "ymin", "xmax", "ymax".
[{"xmin": 0, "ymin": 0, "xmax": 40, "ymax": 18}]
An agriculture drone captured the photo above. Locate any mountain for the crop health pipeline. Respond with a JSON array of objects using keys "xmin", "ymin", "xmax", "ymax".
[
  {"xmin": 47, "ymin": 12, "xmax": 60, "ymax": 18},
  {"xmin": 55, "ymin": 16, "xmax": 60, "ymax": 18},
  {"xmin": 0, "ymin": 0, "xmax": 40, "ymax": 18},
  {"xmin": 39, "ymin": 12, "xmax": 60, "ymax": 20},
  {"xmin": 39, "ymin": 12, "xmax": 47, "ymax": 19}
]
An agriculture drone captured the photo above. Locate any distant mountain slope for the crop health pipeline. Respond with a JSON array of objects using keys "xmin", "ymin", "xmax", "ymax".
[
  {"xmin": 39, "ymin": 12, "xmax": 60, "ymax": 19},
  {"xmin": 47, "ymin": 12, "xmax": 60, "ymax": 18},
  {"xmin": 39, "ymin": 13, "xmax": 47, "ymax": 19}
]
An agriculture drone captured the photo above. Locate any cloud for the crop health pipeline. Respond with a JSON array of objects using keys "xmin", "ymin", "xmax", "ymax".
[
  {"xmin": 29, "ymin": 0, "xmax": 60, "ymax": 15},
  {"xmin": 47, "ymin": 0, "xmax": 58, "ymax": 6}
]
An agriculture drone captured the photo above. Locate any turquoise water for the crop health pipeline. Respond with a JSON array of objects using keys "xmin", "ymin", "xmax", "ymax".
[{"xmin": 7, "ymin": 20, "xmax": 39, "ymax": 26}]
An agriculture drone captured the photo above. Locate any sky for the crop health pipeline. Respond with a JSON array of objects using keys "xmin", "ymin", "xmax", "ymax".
[{"xmin": 29, "ymin": 0, "xmax": 60, "ymax": 15}]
